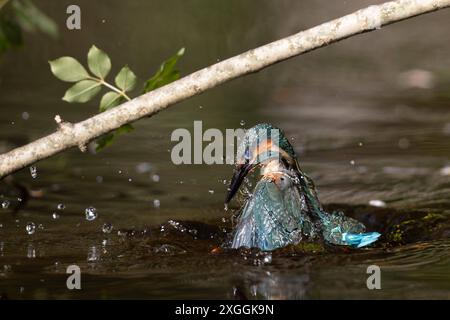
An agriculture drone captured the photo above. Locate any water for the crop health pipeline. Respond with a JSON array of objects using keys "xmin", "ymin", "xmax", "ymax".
[
  {"xmin": 102, "ymin": 223, "xmax": 113, "ymax": 234},
  {"xmin": 25, "ymin": 222, "xmax": 36, "ymax": 235},
  {"xmin": 29, "ymin": 166, "xmax": 37, "ymax": 179},
  {"xmin": 1, "ymin": 200, "xmax": 9, "ymax": 209},
  {"xmin": 0, "ymin": 0, "xmax": 450, "ymax": 299},
  {"xmin": 85, "ymin": 207, "xmax": 98, "ymax": 221}
]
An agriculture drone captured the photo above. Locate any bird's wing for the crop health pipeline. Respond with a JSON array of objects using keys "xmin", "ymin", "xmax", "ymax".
[{"xmin": 232, "ymin": 173, "xmax": 315, "ymax": 251}]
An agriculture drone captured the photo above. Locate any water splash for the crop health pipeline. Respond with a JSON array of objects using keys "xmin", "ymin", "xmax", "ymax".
[
  {"xmin": 30, "ymin": 166, "xmax": 38, "ymax": 179},
  {"xmin": 85, "ymin": 207, "xmax": 98, "ymax": 221},
  {"xmin": 27, "ymin": 244, "xmax": 36, "ymax": 259},
  {"xmin": 26, "ymin": 222, "xmax": 36, "ymax": 235},
  {"xmin": 1, "ymin": 200, "xmax": 10, "ymax": 209},
  {"xmin": 369, "ymin": 200, "xmax": 386, "ymax": 208},
  {"xmin": 102, "ymin": 223, "xmax": 113, "ymax": 234},
  {"xmin": 87, "ymin": 246, "xmax": 99, "ymax": 262},
  {"xmin": 135, "ymin": 162, "xmax": 152, "ymax": 174}
]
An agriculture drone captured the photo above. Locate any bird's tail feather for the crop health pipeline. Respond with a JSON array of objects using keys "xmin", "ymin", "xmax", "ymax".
[{"xmin": 342, "ymin": 232, "xmax": 381, "ymax": 248}]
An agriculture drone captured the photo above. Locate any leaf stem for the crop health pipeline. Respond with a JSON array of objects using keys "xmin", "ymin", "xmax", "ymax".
[{"xmin": 92, "ymin": 77, "xmax": 131, "ymax": 101}]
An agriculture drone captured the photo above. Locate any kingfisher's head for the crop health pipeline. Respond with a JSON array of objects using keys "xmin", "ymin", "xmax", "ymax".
[{"xmin": 225, "ymin": 123, "xmax": 297, "ymax": 204}]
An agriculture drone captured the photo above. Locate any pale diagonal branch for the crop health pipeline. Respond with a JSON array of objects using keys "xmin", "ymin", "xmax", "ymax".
[{"xmin": 1, "ymin": 0, "xmax": 450, "ymax": 178}]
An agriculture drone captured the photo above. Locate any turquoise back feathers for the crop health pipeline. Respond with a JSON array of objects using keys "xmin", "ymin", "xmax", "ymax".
[{"xmin": 228, "ymin": 123, "xmax": 381, "ymax": 251}]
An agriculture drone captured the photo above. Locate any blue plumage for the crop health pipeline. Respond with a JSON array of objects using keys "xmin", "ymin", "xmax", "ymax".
[{"xmin": 226, "ymin": 123, "xmax": 381, "ymax": 251}]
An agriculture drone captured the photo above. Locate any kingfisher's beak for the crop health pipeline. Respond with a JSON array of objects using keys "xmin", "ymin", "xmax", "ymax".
[{"xmin": 225, "ymin": 163, "xmax": 254, "ymax": 204}]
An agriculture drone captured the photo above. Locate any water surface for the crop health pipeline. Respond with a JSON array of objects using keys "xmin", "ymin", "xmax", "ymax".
[{"xmin": 0, "ymin": 0, "xmax": 450, "ymax": 299}]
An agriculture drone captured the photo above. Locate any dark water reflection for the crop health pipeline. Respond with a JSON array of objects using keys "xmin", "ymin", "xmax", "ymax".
[{"xmin": 0, "ymin": 0, "xmax": 450, "ymax": 299}]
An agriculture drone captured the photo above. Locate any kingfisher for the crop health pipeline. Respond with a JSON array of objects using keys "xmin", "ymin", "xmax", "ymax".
[{"xmin": 225, "ymin": 123, "xmax": 380, "ymax": 251}]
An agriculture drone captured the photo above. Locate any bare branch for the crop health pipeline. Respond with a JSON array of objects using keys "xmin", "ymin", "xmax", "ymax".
[{"xmin": 1, "ymin": 0, "xmax": 449, "ymax": 178}]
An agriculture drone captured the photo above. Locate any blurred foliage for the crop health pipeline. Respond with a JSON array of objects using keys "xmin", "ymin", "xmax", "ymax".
[
  {"xmin": 49, "ymin": 45, "xmax": 184, "ymax": 151},
  {"xmin": 143, "ymin": 47, "xmax": 184, "ymax": 93},
  {"xmin": 0, "ymin": 0, "xmax": 58, "ymax": 56}
]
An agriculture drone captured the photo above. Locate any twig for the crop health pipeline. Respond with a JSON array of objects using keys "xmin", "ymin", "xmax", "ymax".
[{"xmin": 1, "ymin": 0, "xmax": 449, "ymax": 178}]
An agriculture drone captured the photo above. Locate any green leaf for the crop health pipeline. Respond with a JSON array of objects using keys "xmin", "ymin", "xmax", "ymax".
[
  {"xmin": 95, "ymin": 124, "xmax": 134, "ymax": 152},
  {"xmin": 49, "ymin": 57, "xmax": 90, "ymax": 82},
  {"xmin": 87, "ymin": 45, "xmax": 111, "ymax": 79},
  {"xmin": 99, "ymin": 91, "xmax": 123, "ymax": 112},
  {"xmin": 12, "ymin": 0, "xmax": 58, "ymax": 39},
  {"xmin": 95, "ymin": 133, "xmax": 114, "ymax": 151},
  {"xmin": 143, "ymin": 47, "xmax": 185, "ymax": 93},
  {"xmin": 116, "ymin": 124, "xmax": 134, "ymax": 134},
  {"xmin": 63, "ymin": 79, "xmax": 101, "ymax": 103},
  {"xmin": 115, "ymin": 65, "xmax": 137, "ymax": 92},
  {"xmin": 0, "ymin": 15, "xmax": 23, "ymax": 54}
]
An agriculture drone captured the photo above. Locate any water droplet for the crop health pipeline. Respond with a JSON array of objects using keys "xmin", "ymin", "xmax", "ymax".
[
  {"xmin": 240, "ymin": 120, "xmax": 245, "ymax": 126},
  {"xmin": 263, "ymin": 253, "xmax": 272, "ymax": 264},
  {"xmin": 136, "ymin": 162, "xmax": 152, "ymax": 174},
  {"xmin": 2, "ymin": 200, "xmax": 10, "ymax": 209},
  {"xmin": 440, "ymin": 166, "xmax": 450, "ymax": 176},
  {"xmin": 128, "ymin": 178, "xmax": 132, "ymax": 182},
  {"xmin": 85, "ymin": 206, "xmax": 98, "ymax": 221},
  {"xmin": 96, "ymin": 176, "xmax": 103, "ymax": 183},
  {"xmin": 52, "ymin": 212, "xmax": 60, "ymax": 220},
  {"xmin": 102, "ymin": 222, "xmax": 113, "ymax": 234},
  {"xmin": 222, "ymin": 179, "xmax": 227, "ymax": 185},
  {"xmin": 87, "ymin": 246, "xmax": 99, "ymax": 262},
  {"xmin": 154, "ymin": 244, "xmax": 186, "ymax": 254},
  {"xmin": 26, "ymin": 222, "xmax": 36, "ymax": 235},
  {"xmin": 153, "ymin": 199, "xmax": 160, "ymax": 208},
  {"xmin": 358, "ymin": 142, "xmax": 363, "ymax": 147},
  {"xmin": 30, "ymin": 166, "xmax": 37, "ymax": 179},
  {"xmin": 57, "ymin": 203, "xmax": 65, "ymax": 210},
  {"xmin": 208, "ymin": 189, "xmax": 215, "ymax": 195},
  {"xmin": 199, "ymin": 105, "xmax": 203, "ymax": 109},
  {"xmin": 22, "ymin": 112, "xmax": 30, "ymax": 120},
  {"xmin": 27, "ymin": 244, "xmax": 36, "ymax": 259},
  {"xmin": 152, "ymin": 174, "xmax": 160, "ymax": 182},
  {"xmin": 369, "ymin": 200, "xmax": 386, "ymax": 208},
  {"xmin": 250, "ymin": 285, "xmax": 257, "ymax": 296},
  {"xmin": 350, "ymin": 160, "xmax": 355, "ymax": 166}
]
